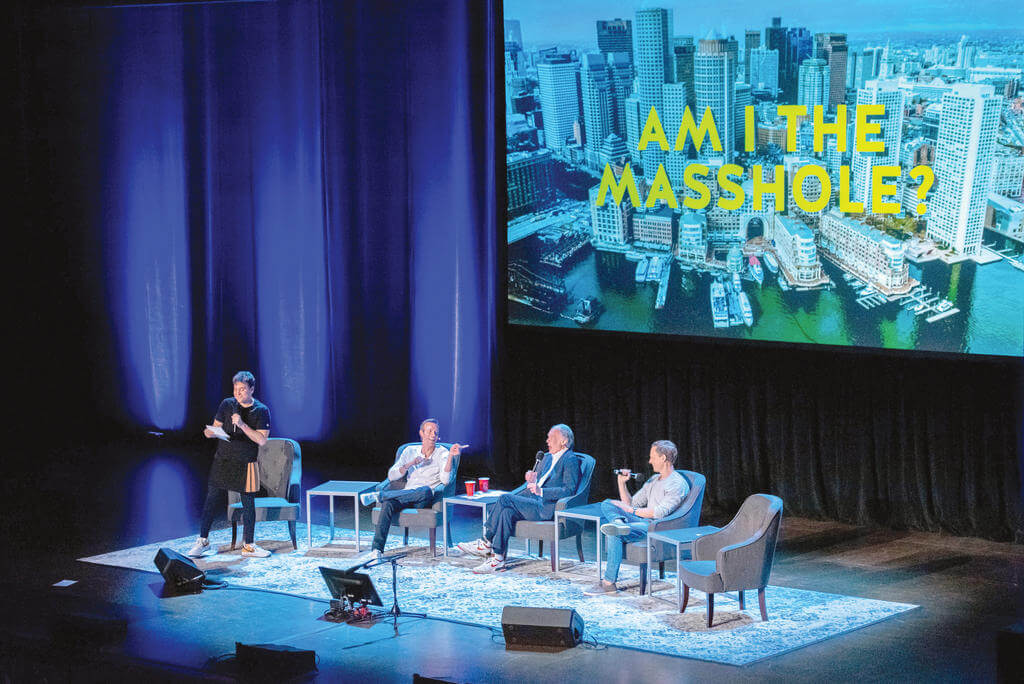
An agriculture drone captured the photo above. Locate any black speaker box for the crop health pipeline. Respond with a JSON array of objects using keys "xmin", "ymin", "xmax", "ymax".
[
  {"xmin": 235, "ymin": 642, "xmax": 316, "ymax": 677},
  {"xmin": 154, "ymin": 547, "xmax": 205, "ymax": 589},
  {"xmin": 997, "ymin": 621, "xmax": 1024, "ymax": 682},
  {"xmin": 500, "ymin": 605, "xmax": 584, "ymax": 651}
]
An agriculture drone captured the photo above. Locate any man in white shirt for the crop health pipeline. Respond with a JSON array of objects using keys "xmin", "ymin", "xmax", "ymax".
[
  {"xmin": 354, "ymin": 419, "xmax": 462, "ymax": 563},
  {"xmin": 584, "ymin": 439, "xmax": 689, "ymax": 596},
  {"xmin": 459, "ymin": 424, "xmax": 581, "ymax": 573}
]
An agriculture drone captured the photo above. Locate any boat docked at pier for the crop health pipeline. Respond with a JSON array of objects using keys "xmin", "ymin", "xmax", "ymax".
[
  {"xmin": 710, "ymin": 280, "xmax": 728, "ymax": 328},
  {"xmin": 748, "ymin": 256, "xmax": 763, "ymax": 285},
  {"xmin": 738, "ymin": 291, "xmax": 753, "ymax": 327},
  {"xmin": 763, "ymin": 252, "xmax": 779, "ymax": 274}
]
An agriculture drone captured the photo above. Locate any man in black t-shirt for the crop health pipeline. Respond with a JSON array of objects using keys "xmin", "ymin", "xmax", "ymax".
[{"xmin": 188, "ymin": 371, "xmax": 271, "ymax": 559}]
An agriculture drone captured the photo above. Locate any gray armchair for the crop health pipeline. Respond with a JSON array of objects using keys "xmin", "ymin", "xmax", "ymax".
[
  {"xmin": 227, "ymin": 438, "xmax": 302, "ymax": 549},
  {"xmin": 622, "ymin": 469, "xmax": 706, "ymax": 594},
  {"xmin": 369, "ymin": 442, "xmax": 460, "ymax": 557},
  {"xmin": 678, "ymin": 493, "xmax": 783, "ymax": 627},
  {"xmin": 509, "ymin": 453, "xmax": 596, "ymax": 571}
]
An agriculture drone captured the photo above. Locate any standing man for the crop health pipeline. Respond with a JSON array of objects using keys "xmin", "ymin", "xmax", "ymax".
[
  {"xmin": 459, "ymin": 424, "xmax": 580, "ymax": 573},
  {"xmin": 188, "ymin": 371, "xmax": 271, "ymax": 559},
  {"xmin": 583, "ymin": 440, "xmax": 688, "ymax": 596},
  {"xmin": 352, "ymin": 419, "xmax": 463, "ymax": 564}
]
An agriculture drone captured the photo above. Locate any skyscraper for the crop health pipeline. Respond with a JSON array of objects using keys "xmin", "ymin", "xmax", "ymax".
[
  {"xmin": 580, "ymin": 53, "xmax": 614, "ymax": 169},
  {"xmin": 536, "ymin": 54, "xmax": 581, "ymax": 156},
  {"xmin": 504, "ymin": 19, "xmax": 522, "ymax": 48},
  {"xmin": 696, "ymin": 32, "xmax": 738, "ymax": 163},
  {"xmin": 673, "ymin": 37, "xmax": 696, "ymax": 110},
  {"xmin": 662, "ymin": 83, "xmax": 690, "ymax": 188},
  {"xmin": 607, "ymin": 52, "xmax": 633, "ymax": 140},
  {"xmin": 765, "ymin": 17, "xmax": 788, "ymax": 88},
  {"xmin": 749, "ymin": 47, "xmax": 780, "ymax": 96},
  {"xmin": 784, "ymin": 27, "xmax": 813, "ymax": 102},
  {"xmin": 635, "ymin": 7, "xmax": 674, "ymax": 182},
  {"xmin": 735, "ymin": 82, "xmax": 752, "ymax": 150},
  {"xmin": 744, "ymin": 29, "xmax": 761, "ymax": 82},
  {"xmin": 928, "ymin": 83, "xmax": 1001, "ymax": 255},
  {"xmin": 814, "ymin": 33, "xmax": 847, "ymax": 112},
  {"xmin": 851, "ymin": 79, "xmax": 905, "ymax": 213},
  {"xmin": 597, "ymin": 18, "xmax": 633, "ymax": 64},
  {"xmin": 798, "ymin": 58, "xmax": 830, "ymax": 111},
  {"xmin": 624, "ymin": 94, "xmax": 643, "ymax": 165}
]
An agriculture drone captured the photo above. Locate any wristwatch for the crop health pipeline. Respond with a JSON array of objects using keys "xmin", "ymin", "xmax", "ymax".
[{"xmin": 631, "ymin": 506, "xmax": 637, "ymax": 515}]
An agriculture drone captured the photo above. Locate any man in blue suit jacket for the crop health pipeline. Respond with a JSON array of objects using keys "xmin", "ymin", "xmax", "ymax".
[{"xmin": 460, "ymin": 424, "xmax": 581, "ymax": 573}]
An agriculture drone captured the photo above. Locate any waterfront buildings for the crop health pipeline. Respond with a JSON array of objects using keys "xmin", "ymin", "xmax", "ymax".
[
  {"xmin": 589, "ymin": 183, "xmax": 633, "ymax": 246},
  {"xmin": 596, "ymin": 18, "xmax": 632, "ymax": 63},
  {"xmin": 985, "ymin": 193, "xmax": 1024, "ymax": 242},
  {"xmin": 676, "ymin": 211, "xmax": 709, "ymax": 263},
  {"xmin": 819, "ymin": 210, "xmax": 913, "ymax": 294},
  {"xmin": 773, "ymin": 215, "xmax": 826, "ymax": 286},
  {"xmin": 633, "ymin": 204, "xmax": 675, "ymax": 250},
  {"xmin": 507, "ymin": 149, "xmax": 554, "ymax": 218},
  {"xmin": 928, "ymin": 83, "xmax": 1001, "ymax": 255}
]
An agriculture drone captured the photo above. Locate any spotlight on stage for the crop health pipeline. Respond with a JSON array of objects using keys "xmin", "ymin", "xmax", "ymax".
[
  {"xmin": 501, "ymin": 606, "xmax": 584, "ymax": 652},
  {"xmin": 153, "ymin": 547, "xmax": 205, "ymax": 591}
]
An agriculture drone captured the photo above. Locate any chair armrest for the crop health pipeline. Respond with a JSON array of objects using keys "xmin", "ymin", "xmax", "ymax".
[
  {"xmin": 692, "ymin": 519, "xmax": 748, "ymax": 560},
  {"xmin": 555, "ymin": 489, "xmax": 588, "ymax": 512},
  {"xmin": 288, "ymin": 482, "xmax": 301, "ymax": 504},
  {"xmin": 717, "ymin": 534, "xmax": 772, "ymax": 590},
  {"xmin": 509, "ymin": 483, "xmax": 527, "ymax": 496}
]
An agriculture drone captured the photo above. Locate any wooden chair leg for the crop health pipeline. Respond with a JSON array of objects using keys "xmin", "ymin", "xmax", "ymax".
[
  {"xmin": 639, "ymin": 564, "xmax": 648, "ymax": 595},
  {"xmin": 576, "ymin": 534, "xmax": 584, "ymax": 562},
  {"xmin": 550, "ymin": 552, "xmax": 556, "ymax": 572},
  {"xmin": 429, "ymin": 528, "xmax": 437, "ymax": 557},
  {"xmin": 738, "ymin": 590, "xmax": 745, "ymax": 610},
  {"xmin": 681, "ymin": 584, "xmax": 689, "ymax": 613},
  {"xmin": 231, "ymin": 522, "xmax": 238, "ymax": 550},
  {"xmin": 288, "ymin": 521, "xmax": 297, "ymax": 549},
  {"xmin": 538, "ymin": 540, "xmax": 544, "ymax": 557},
  {"xmin": 403, "ymin": 527, "xmax": 409, "ymax": 545},
  {"xmin": 659, "ymin": 561, "xmax": 665, "ymax": 579},
  {"xmin": 707, "ymin": 593, "xmax": 715, "ymax": 628},
  {"xmin": 758, "ymin": 587, "xmax": 768, "ymax": 621}
]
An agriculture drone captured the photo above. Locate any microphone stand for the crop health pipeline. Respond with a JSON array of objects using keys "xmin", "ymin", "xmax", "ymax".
[{"xmin": 365, "ymin": 552, "xmax": 425, "ymax": 631}]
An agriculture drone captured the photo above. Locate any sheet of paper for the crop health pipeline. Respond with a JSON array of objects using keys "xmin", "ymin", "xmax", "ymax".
[
  {"xmin": 53, "ymin": 579, "xmax": 77, "ymax": 587},
  {"xmin": 206, "ymin": 424, "xmax": 230, "ymax": 441}
]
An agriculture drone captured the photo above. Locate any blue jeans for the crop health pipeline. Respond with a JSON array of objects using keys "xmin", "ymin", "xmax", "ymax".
[
  {"xmin": 372, "ymin": 485, "xmax": 435, "ymax": 551},
  {"xmin": 600, "ymin": 499, "xmax": 648, "ymax": 583},
  {"xmin": 484, "ymin": 493, "xmax": 547, "ymax": 556}
]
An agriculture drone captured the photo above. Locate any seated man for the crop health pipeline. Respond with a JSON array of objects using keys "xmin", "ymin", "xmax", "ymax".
[
  {"xmin": 583, "ymin": 439, "xmax": 689, "ymax": 596},
  {"xmin": 352, "ymin": 419, "xmax": 462, "ymax": 563},
  {"xmin": 459, "ymin": 424, "xmax": 580, "ymax": 573}
]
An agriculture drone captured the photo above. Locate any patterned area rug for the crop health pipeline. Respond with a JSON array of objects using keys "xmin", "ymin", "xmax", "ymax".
[{"xmin": 81, "ymin": 522, "xmax": 917, "ymax": 666}]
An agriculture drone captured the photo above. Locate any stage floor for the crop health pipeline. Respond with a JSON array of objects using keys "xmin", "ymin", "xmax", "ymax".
[{"xmin": 3, "ymin": 507, "xmax": 1023, "ymax": 681}]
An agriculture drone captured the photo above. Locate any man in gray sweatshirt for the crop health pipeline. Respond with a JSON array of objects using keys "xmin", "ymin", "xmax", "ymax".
[{"xmin": 584, "ymin": 440, "xmax": 689, "ymax": 596}]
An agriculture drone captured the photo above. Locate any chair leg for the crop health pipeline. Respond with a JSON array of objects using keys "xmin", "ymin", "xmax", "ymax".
[
  {"xmin": 575, "ymin": 534, "xmax": 584, "ymax": 562},
  {"xmin": 659, "ymin": 561, "xmax": 665, "ymax": 579},
  {"xmin": 537, "ymin": 540, "xmax": 543, "ymax": 558},
  {"xmin": 288, "ymin": 521, "xmax": 297, "ymax": 549},
  {"xmin": 550, "ymin": 552, "xmax": 556, "ymax": 572},
  {"xmin": 738, "ymin": 590, "xmax": 745, "ymax": 610},
  {"xmin": 429, "ymin": 528, "xmax": 437, "ymax": 557},
  {"xmin": 231, "ymin": 522, "xmax": 238, "ymax": 550},
  {"xmin": 758, "ymin": 587, "xmax": 768, "ymax": 621},
  {"xmin": 639, "ymin": 564, "xmax": 647, "ymax": 595},
  {"xmin": 681, "ymin": 584, "xmax": 689, "ymax": 613},
  {"xmin": 707, "ymin": 593, "xmax": 715, "ymax": 628},
  {"xmin": 403, "ymin": 527, "xmax": 409, "ymax": 545}
]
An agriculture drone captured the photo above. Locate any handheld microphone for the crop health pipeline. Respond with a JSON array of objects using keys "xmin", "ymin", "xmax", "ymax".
[
  {"xmin": 231, "ymin": 398, "xmax": 240, "ymax": 432},
  {"xmin": 614, "ymin": 469, "xmax": 643, "ymax": 481},
  {"xmin": 534, "ymin": 451, "xmax": 545, "ymax": 470}
]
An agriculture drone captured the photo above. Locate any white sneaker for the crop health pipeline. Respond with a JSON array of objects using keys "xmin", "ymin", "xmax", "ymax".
[
  {"xmin": 241, "ymin": 544, "xmax": 271, "ymax": 558},
  {"xmin": 360, "ymin": 490, "xmax": 380, "ymax": 507},
  {"xmin": 457, "ymin": 538, "xmax": 492, "ymax": 557},
  {"xmin": 349, "ymin": 548, "xmax": 382, "ymax": 566},
  {"xmin": 600, "ymin": 519, "xmax": 632, "ymax": 536},
  {"xmin": 186, "ymin": 538, "xmax": 210, "ymax": 558},
  {"xmin": 472, "ymin": 556, "xmax": 505, "ymax": 574}
]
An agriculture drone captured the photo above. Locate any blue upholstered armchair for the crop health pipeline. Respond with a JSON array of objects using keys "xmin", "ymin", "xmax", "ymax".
[
  {"xmin": 369, "ymin": 442, "xmax": 460, "ymax": 557},
  {"xmin": 509, "ymin": 453, "xmax": 596, "ymax": 571}
]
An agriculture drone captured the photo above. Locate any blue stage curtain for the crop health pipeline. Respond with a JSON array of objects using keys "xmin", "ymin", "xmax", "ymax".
[{"xmin": 63, "ymin": 0, "xmax": 497, "ymax": 453}]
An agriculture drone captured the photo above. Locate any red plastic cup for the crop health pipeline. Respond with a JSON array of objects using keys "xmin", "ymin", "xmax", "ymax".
[
  {"xmin": 477, "ymin": 477, "xmax": 489, "ymax": 493},
  {"xmin": 465, "ymin": 480, "xmax": 476, "ymax": 496}
]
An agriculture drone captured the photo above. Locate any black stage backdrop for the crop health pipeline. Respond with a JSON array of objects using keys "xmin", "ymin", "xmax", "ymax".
[{"xmin": 501, "ymin": 325, "xmax": 1023, "ymax": 541}]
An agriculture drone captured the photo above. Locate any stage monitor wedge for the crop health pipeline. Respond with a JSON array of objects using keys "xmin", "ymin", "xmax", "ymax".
[
  {"xmin": 154, "ymin": 547, "xmax": 205, "ymax": 590},
  {"xmin": 501, "ymin": 605, "xmax": 584, "ymax": 651}
]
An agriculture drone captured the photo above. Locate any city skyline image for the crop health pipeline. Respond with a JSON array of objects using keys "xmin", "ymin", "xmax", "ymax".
[{"xmin": 504, "ymin": 2, "xmax": 1024, "ymax": 356}]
